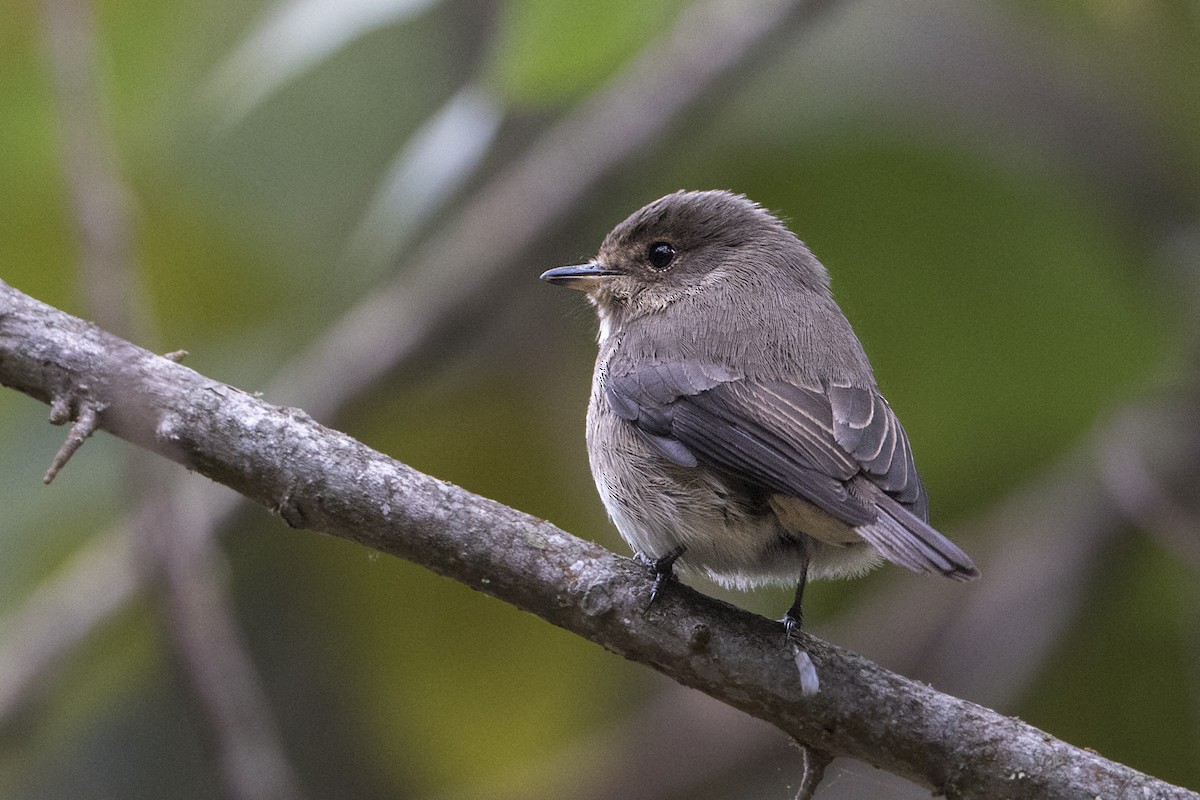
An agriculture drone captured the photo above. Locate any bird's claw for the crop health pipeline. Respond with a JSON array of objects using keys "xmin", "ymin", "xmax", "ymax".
[
  {"xmin": 782, "ymin": 610, "xmax": 819, "ymax": 695},
  {"xmin": 637, "ymin": 546, "xmax": 686, "ymax": 610},
  {"xmin": 782, "ymin": 609, "xmax": 804, "ymax": 644}
]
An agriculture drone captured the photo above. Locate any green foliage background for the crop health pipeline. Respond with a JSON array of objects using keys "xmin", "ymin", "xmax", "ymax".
[{"xmin": 1, "ymin": 0, "xmax": 1197, "ymax": 797}]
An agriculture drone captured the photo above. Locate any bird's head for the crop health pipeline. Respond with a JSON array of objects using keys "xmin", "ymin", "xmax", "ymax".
[{"xmin": 540, "ymin": 190, "xmax": 830, "ymax": 321}]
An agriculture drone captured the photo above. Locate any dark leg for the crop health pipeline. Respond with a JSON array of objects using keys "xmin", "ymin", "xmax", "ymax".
[
  {"xmin": 637, "ymin": 545, "xmax": 686, "ymax": 608},
  {"xmin": 782, "ymin": 549, "xmax": 819, "ymax": 695},
  {"xmin": 782, "ymin": 552, "xmax": 809, "ymax": 640},
  {"xmin": 782, "ymin": 573, "xmax": 811, "ymax": 642}
]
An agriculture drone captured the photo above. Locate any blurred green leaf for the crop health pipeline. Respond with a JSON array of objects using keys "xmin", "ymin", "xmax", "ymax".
[{"xmin": 492, "ymin": 0, "xmax": 689, "ymax": 105}]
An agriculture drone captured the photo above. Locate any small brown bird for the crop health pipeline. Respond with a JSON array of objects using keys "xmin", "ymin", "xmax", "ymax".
[{"xmin": 541, "ymin": 190, "xmax": 977, "ymax": 692}]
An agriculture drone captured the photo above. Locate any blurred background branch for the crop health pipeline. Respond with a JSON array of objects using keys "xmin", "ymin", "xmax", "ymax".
[{"xmin": 37, "ymin": 1, "xmax": 304, "ymax": 798}]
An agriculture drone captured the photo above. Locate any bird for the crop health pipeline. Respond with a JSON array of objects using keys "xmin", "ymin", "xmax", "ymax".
[{"xmin": 540, "ymin": 190, "xmax": 977, "ymax": 691}]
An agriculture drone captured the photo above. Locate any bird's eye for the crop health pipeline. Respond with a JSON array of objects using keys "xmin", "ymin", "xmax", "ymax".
[{"xmin": 646, "ymin": 242, "xmax": 676, "ymax": 270}]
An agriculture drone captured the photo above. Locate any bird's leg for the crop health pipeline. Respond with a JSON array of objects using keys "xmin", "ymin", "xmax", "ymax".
[
  {"xmin": 783, "ymin": 571, "xmax": 807, "ymax": 640},
  {"xmin": 782, "ymin": 549, "xmax": 819, "ymax": 695},
  {"xmin": 636, "ymin": 545, "xmax": 686, "ymax": 608}
]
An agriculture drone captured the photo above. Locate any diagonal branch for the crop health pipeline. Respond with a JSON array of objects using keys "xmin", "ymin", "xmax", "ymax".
[{"xmin": 1, "ymin": 283, "xmax": 1195, "ymax": 800}]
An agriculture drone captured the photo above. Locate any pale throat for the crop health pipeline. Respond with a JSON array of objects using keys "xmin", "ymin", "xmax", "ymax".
[
  {"xmin": 589, "ymin": 293, "xmax": 619, "ymax": 345},
  {"xmin": 597, "ymin": 310, "xmax": 614, "ymax": 345},
  {"xmin": 590, "ymin": 268, "xmax": 730, "ymax": 346}
]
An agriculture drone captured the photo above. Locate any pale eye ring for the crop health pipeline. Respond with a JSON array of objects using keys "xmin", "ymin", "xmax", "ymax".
[{"xmin": 646, "ymin": 241, "xmax": 676, "ymax": 270}]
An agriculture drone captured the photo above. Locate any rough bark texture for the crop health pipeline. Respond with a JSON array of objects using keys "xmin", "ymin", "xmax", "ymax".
[{"xmin": 0, "ymin": 279, "xmax": 1194, "ymax": 800}]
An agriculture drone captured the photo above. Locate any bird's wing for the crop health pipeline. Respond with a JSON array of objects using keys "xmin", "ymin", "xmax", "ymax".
[
  {"xmin": 822, "ymin": 383, "xmax": 976, "ymax": 577},
  {"xmin": 605, "ymin": 367, "xmax": 903, "ymax": 527},
  {"xmin": 606, "ymin": 365, "xmax": 977, "ymax": 578},
  {"xmin": 826, "ymin": 381, "xmax": 927, "ymax": 519}
]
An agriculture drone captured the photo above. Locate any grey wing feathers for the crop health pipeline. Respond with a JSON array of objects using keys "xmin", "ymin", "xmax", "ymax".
[
  {"xmin": 816, "ymin": 384, "xmax": 973, "ymax": 577},
  {"xmin": 605, "ymin": 363, "xmax": 976, "ymax": 579},
  {"xmin": 722, "ymin": 382, "xmax": 860, "ymax": 482},
  {"xmin": 606, "ymin": 369, "xmax": 884, "ymax": 527},
  {"xmin": 829, "ymin": 383, "xmax": 927, "ymax": 517},
  {"xmin": 671, "ymin": 397, "xmax": 874, "ymax": 526},
  {"xmin": 603, "ymin": 360, "xmax": 739, "ymax": 468}
]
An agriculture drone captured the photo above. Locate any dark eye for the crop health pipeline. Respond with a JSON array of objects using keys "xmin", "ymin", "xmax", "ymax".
[{"xmin": 646, "ymin": 241, "xmax": 676, "ymax": 270}]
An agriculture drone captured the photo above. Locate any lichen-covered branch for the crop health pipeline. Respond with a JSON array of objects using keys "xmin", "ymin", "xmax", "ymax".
[{"xmin": 0, "ymin": 280, "xmax": 1195, "ymax": 800}]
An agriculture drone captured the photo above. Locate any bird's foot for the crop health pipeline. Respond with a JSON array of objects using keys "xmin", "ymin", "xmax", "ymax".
[
  {"xmin": 782, "ymin": 607, "xmax": 804, "ymax": 643},
  {"xmin": 782, "ymin": 609, "xmax": 819, "ymax": 696},
  {"xmin": 636, "ymin": 545, "xmax": 686, "ymax": 609}
]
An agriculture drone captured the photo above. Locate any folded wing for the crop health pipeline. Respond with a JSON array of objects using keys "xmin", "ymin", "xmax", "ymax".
[{"xmin": 604, "ymin": 364, "xmax": 977, "ymax": 579}]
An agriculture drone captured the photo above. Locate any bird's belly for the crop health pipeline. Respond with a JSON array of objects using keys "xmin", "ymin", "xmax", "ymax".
[
  {"xmin": 587, "ymin": 398, "xmax": 881, "ymax": 586},
  {"xmin": 586, "ymin": 405, "xmax": 807, "ymax": 588}
]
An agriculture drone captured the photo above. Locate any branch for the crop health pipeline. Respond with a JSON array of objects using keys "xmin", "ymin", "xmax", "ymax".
[
  {"xmin": 0, "ymin": 525, "xmax": 137, "ymax": 724},
  {"xmin": 39, "ymin": 0, "xmax": 141, "ymax": 337},
  {"xmin": 2, "ymin": 287, "xmax": 1195, "ymax": 800}
]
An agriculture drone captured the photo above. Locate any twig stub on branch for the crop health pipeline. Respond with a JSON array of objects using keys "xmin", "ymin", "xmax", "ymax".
[{"xmin": 43, "ymin": 399, "xmax": 103, "ymax": 484}]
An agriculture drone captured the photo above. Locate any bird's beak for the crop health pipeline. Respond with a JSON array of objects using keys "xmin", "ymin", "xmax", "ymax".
[{"xmin": 539, "ymin": 262, "xmax": 622, "ymax": 291}]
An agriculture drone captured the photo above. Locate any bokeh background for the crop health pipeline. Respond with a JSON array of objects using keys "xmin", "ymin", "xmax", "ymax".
[{"xmin": 2, "ymin": 0, "xmax": 1199, "ymax": 797}]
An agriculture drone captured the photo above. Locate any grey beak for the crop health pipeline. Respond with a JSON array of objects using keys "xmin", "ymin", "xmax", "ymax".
[{"xmin": 539, "ymin": 263, "xmax": 622, "ymax": 290}]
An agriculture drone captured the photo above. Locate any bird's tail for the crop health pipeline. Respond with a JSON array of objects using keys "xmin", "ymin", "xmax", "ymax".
[{"xmin": 855, "ymin": 493, "xmax": 978, "ymax": 581}]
